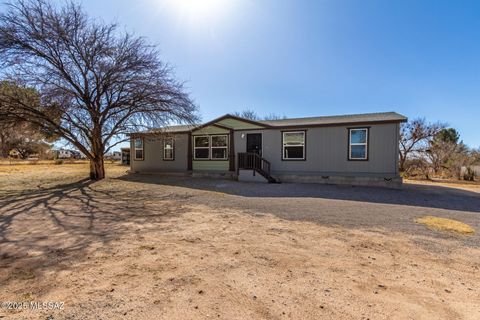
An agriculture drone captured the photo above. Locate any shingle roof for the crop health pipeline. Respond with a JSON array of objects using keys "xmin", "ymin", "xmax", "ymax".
[
  {"xmin": 131, "ymin": 112, "xmax": 406, "ymax": 134},
  {"xmin": 259, "ymin": 112, "xmax": 407, "ymax": 127},
  {"xmin": 144, "ymin": 124, "xmax": 198, "ymax": 133}
]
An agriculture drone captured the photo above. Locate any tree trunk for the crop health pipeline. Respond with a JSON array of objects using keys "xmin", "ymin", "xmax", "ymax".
[
  {"xmin": 89, "ymin": 124, "xmax": 105, "ymax": 180},
  {"xmin": 399, "ymin": 154, "xmax": 406, "ymax": 172},
  {"xmin": 0, "ymin": 133, "xmax": 8, "ymax": 158},
  {"xmin": 0, "ymin": 145, "xmax": 8, "ymax": 158},
  {"xmin": 90, "ymin": 156, "xmax": 105, "ymax": 180}
]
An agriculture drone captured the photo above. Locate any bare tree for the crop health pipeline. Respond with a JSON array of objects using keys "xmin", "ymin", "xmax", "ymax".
[
  {"xmin": 399, "ymin": 118, "xmax": 445, "ymax": 172},
  {"xmin": 0, "ymin": 0, "xmax": 197, "ymax": 179},
  {"xmin": 472, "ymin": 149, "xmax": 480, "ymax": 165},
  {"xmin": 263, "ymin": 113, "xmax": 287, "ymax": 120},
  {"xmin": 233, "ymin": 109, "xmax": 287, "ymax": 121},
  {"xmin": 233, "ymin": 109, "xmax": 259, "ymax": 120}
]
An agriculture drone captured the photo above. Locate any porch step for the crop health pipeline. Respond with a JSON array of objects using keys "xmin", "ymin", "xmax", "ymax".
[
  {"xmin": 266, "ymin": 175, "xmax": 281, "ymax": 183},
  {"xmin": 238, "ymin": 169, "xmax": 280, "ymax": 183},
  {"xmin": 238, "ymin": 152, "xmax": 280, "ymax": 184}
]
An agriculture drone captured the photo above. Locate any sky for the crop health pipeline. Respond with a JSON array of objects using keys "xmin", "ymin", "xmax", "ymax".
[{"xmin": 8, "ymin": 0, "xmax": 480, "ymax": 149}]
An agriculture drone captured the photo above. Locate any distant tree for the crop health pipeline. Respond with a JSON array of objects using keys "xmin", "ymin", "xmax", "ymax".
[
  {"xmin": 7, "ymin": 123, "xmax": 54, "ymax": 159},
  {"xmin": 233, "ymin": 109, "xmax": 287, "ymax": 121},
  {"xmin": 0, "ymin": 81, "xmax": 55, "ymax": 158},
  {"xmin": 461, "ymin": 148, "xmax": 480, "ymax": 180},
  {"xmin": 233, "ymin": 109, "xmax": 259, "ymax": 120},
  {"xmin": 403, "ymin": 157, "xmax": 430, "ymax": 179},
  {"xmin": 472, "ymin": 149, "xmax": 480, "ymax": 165},
  {"xmin": 263, "ymin": 113, "xmax": 287, "ymax": 120},
  {"xmin": 0, "ymin": 122, "xmax": 13, "ymax": 158},
  {"xmin": 436, "ymin": 128, "xmax": 460, "ymax": 144},
  {"xmin": 0, "ymin": 0, "xmax": 197, "ymax": 179},
  {"xmin": 426, "ymin": 128, "xmax": 463, "ymax": 175},
  {"xmin": 399, "ymin": 118, "xmax": 445, "ymax": 172}
]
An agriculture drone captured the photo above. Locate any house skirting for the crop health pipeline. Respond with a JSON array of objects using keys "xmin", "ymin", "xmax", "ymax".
[
  {"xmin": 238, "ymin": 169, "xmax": 269, "ymax": 183},
  {"xmin": 129, "ymin": 170, "xmax": 402, "ymax": 188},
  {"xmin": 273, "ymin": 174, "xmax": 402, "ymax": 189},
  {"xmin": 191, "ymin": 170, "xmax": 236, "ymax": 180},
  {"xmin": 128, "ymin": 170, "xmax": 191, "ymax": 177}
]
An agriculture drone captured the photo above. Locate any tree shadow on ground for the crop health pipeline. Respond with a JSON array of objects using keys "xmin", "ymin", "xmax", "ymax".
[
  {"xmin": 0, "ymin": 177, "xmax": 190, "ymax": 292},
  {"xmin": 117, "ymin": 174, "xmax": 480, "ymax": 214},
  {"xmin": 1, "ymin": 172, "xmax": 479, "ymax": 296}
]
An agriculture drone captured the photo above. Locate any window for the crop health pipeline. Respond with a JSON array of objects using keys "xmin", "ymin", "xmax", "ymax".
[
  {"xmin": 134, "ymin": 137, "xmax": 144, "ymax": 160},
  {"xmin": 349, "ymin": 128, "xmax": 368, "ymax": 160},
  {"xmin": 282, "ymin": 131, "xmax": 305, "ymax": 160},
  {"xmin": 163, "ymin": 138, "xmax": 174, "ymax": 160},
  {"xmin": 194, "ymin": 136, "xmax": 210, "ymax": 159},
  {"xmin": 193, "ymin": 135, "xmax": 229, "ymax": 160},
  {"xmin": 211, "ymin": 135, "xmax": 228, "ymax": 159}
]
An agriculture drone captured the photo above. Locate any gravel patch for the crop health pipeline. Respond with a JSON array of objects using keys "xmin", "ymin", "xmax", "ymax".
[{"xmin": 120, "ymin": 174, "xmax": 480, "ymax": 248}]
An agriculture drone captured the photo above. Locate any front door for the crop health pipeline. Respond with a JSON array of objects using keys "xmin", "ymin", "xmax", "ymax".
[{"xmin": 246, "ymin": 133, "xmax": 262, "ymax": 156}]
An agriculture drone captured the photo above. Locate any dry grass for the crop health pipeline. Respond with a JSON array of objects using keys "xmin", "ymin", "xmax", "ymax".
[
  {"xmin": 405, "ymin": 179, "xmax": 480, "ymax": 193},
  {"xmin": 415, "ymin": 216, "xmax": 475, "ymax": 235},
  {"xmin": 0, "ymin": 159, "xmax": 84, "ymax": 165},
  {"xmin": 1, "ymin": 163, "xmax": 480, "ymax": 319}
]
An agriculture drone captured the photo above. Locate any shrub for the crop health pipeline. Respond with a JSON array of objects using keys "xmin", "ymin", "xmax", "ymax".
[
  {"xmin": 463, "ymin": 166, "xmax": 475, "ymax": 181},
  {"xmin": 54, "ymin": 159, "xmax": 64, "ymax": 165}
]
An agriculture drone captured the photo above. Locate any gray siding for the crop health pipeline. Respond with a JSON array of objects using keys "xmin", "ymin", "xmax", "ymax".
[
  {"xmin": 234, "ymin": 123, "xmax": 400, "ymax": 178},
  {"xmin": 130, "ymin": 122, "xmax": 401, "ymax": 178},
  {"xmin": 130, "ymin": 133, "xmax": 189, "ymax": 172}
]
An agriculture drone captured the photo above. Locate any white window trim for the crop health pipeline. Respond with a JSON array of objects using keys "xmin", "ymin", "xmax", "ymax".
[
  {"xmin": 163, "ymin": 137, "xmax": 174, "ymax": 160},
  {"xmin": 134, "ymin": 137, "xmax": 144, "ymax": 160},
  {"xmin": 211, "ymin": 135, "xmax": 228, "ymax": 160},
  {"xmin": 193, "ymin": 135, "xmax": 210, "ymax": 160},
  {"xmin": 349, "ymin": 128, "xmax": 368, "ymax": 160},
  {"xmin": 282, "ymin": 131, "xmax": 305, "ymax": 160},
  {"xmin": 193, "ymin": 135, "xmax": 229, "ymax": 160}
]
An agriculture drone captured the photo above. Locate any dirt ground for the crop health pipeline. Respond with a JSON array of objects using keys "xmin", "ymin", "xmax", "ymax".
[{"xmin": 0, "ymin": 163, "xmax": 479, "ymax": 320}]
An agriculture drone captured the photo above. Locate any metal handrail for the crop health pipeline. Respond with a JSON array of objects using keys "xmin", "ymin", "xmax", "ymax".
[{"xmin": 238, "ymin": 152, "xmax": 271, "ymax": 177}]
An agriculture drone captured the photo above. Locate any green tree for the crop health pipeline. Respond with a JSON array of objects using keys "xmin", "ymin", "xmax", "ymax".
[
  {"xmin": 436, "ymin": 128, "xmax": 460, "ymax": 144},
  {"xmin": 426, "ymin": 128, "xmax": 463, "ymax": 175},
  {"xmin": 0, "ymin": 81, "xmax": 55, "ymax": 158}
]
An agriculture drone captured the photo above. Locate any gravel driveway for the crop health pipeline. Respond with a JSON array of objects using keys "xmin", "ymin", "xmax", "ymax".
[
  {"xmin": 121, "ymin": 174, "xmax": 480, "ymax": 247},
  {"xmin": 2, "ymin": 165, "xmax": 479, "ymax": 319}
]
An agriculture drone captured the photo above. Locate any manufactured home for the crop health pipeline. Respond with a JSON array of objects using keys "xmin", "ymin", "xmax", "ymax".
[
  {"xmin": 55, "ymin": 149, "xmax": 81, "ymax": 159},
  {"xmin": 129, "ymin": 112, "xmax": 407, "ymax": 188}
]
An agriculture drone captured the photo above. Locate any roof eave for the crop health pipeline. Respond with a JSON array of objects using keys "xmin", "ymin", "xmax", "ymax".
[
  {"xmin": 128, "ymin": 130, "xmax": 193, "ymax": 136},
  {"xmin": 263, "ymin": 118, "xmax": 408, "ymax": 129},
  {"xmin": 191, "ymin": 114, "xmax": 273, "ymax": 132}
]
